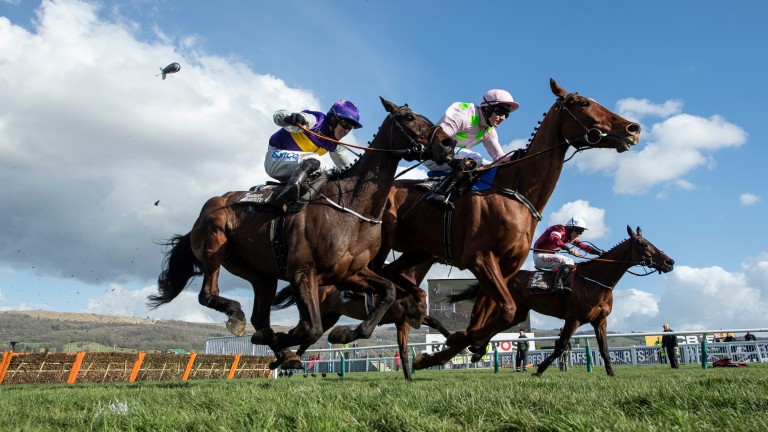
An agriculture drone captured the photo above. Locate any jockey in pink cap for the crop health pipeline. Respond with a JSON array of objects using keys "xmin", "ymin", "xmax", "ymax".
[{"xmin": 425, "ymin": 89, "xmax": 520, "ymax": 208}]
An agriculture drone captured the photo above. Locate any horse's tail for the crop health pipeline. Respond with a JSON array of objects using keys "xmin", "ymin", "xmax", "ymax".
[
  {"xmin": 446, "ymin": 282, "xmax": 481, "ymax": 304},
  {"xmin": 271, "ymin": 285, "xmax": 296, "ymax": 310},
  {"xmin": 148, "ymin": 233, "xmax": 202, "ymax": 309}
]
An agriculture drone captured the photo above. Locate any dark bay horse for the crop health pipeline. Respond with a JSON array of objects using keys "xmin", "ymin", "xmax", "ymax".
[
  {"xmin": 271, "ymin": 284, "xmax": 452, "ymax": 380},
  {"xmin": 372, "ymin": 79, "xmax": 642, "ymax": 370},
  {"xmin": 148, "ymin": 98, "xmax": 455, "ymax": 368},
  {"xmin": 447, "ymin": 226, "xmax": 675, "ymax": 376}
]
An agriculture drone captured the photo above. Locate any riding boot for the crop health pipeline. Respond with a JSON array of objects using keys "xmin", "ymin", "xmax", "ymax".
[
  {"xmin": 553, "ymin": 265, "xmax": 573, "ymax": 294},
  {"xmin": 425, "ymin": 158, "xmax": 476, "ymax": 209},
  {"xmin": 273, "ymin": 159, "xmax": 320, "ymax": 206}
]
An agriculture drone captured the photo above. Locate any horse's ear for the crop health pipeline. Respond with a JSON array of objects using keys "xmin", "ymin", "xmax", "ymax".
[
  {"xmin": 626, "ymin": 225, "xmax": 634, "ymax": 237},
  {"xmin": 636, "ymin": 226, "xmax": 643, "ymax": 237},
  {"xmin": 380, "ymin": 97, "xmax": 397, "ymax": 114},
  {"xmin": 550, "ymin": 78, "xmax": 567, "ymax": 99}
]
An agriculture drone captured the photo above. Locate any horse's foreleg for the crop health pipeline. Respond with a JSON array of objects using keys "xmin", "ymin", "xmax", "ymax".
[
  {"xmin": 272, "ymin": 265, "xmax": 323, "ymax": 351},
  {"xmin": 423, "ymin": 315, "xmax": 452, "ymax": 339},
  {"xmin": 535, "ymin": 320, "xmax": 580, "ymax": 376},
  {"xmin": 194, "ymin": 224, "xmax": 246, "ymax": 336},
  {"xmin": 381, "ymin": 253, "xmax": 435, "ymax": 325},
  {"xmin": 328, "ymin": 268, "xmax": 395, "ymax": 344},
  {"xmin": 592, "ymin": 318, "xmax": 615, "ymax": 377},
  {"xmin": 462, "ymin": 256, "xmax": 516, "ymax": 346},
  {"xmin": 396, "ymin": 320, "xmax": 413, "ymax": 381},
  {"xmin": 469, "ymin": 306, "xmax": 531, "ymax": 363}
]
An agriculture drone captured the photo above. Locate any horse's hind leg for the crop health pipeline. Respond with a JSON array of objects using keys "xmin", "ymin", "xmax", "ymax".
[
  {"xmin": 535, "ymin": 319, "xmax": 580, "ymax": 376},
  {"xmin": 327, "ymin": 268, "xmax": 396, "ymax": 344},
  {"xmin": 191, "ymin": 219, "xmax": 246, "ymax": 336}
]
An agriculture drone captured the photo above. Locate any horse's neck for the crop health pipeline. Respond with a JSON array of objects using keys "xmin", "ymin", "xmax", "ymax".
[
  {"xmin": 494, "ymin": 110, "xmax": 568, "ymax": 210},
  {"xmin": 578, "ymin": 240, "xmax": 634, "ymax": 286},
  {"xmin": 331, "ymin": 134, "xmax": 401, "ymax": 218}
]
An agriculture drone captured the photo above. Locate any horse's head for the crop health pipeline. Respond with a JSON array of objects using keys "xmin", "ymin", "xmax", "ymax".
[
  {"xmin": 626, "ymin": 225, "xmax": 675, "ymax": 273},
  {"xmin": 379, "ymin": 97, "xmax": 455, "ymax": 164},
  {"xmin": 549, "ymin": 78, "xmax": 641, "ymax": 153}
]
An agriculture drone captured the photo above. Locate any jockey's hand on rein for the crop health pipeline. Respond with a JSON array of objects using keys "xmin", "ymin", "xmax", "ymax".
[{"xmin": 285, "ymin": 113, "xmax": 308, "ymax": 127}]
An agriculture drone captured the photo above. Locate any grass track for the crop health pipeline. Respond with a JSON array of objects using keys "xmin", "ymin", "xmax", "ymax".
[{"xmin": 1, "ymin": 364, "xmax": 767, "ymax": 431}]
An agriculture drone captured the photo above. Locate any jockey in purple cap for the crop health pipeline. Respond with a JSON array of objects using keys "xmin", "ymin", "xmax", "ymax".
[
  {"xmin": 425, "ymin": 89, "xmax": 520, "ymax": 208},
  {"xmin": 266, "ymin": 100, "xmax": 363, "ymax": 205}
]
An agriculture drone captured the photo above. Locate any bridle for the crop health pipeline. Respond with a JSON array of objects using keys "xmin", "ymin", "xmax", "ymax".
[
  {"xmin": 555, "ymin": 94, "xmax": 608, "ymax": 147},
  {"xmin": 297, "ymin": 109, "xmax": 444, "ymax": 163}
]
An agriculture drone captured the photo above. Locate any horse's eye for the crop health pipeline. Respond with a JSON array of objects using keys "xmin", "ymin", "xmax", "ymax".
[
  {"xmin": 403, "ymin": 114, "xmax": 415, "ymax": 122},
  {"xmin": 579, "ymin": 100, "xmax": 590, "ymax": 108}
]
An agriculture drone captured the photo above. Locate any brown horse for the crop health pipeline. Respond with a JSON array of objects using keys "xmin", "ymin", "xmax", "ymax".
[
  {"xmin": 271, "ymin": 284, "xmax": 452, "ymax": 380},
  {"xmin": 447, "ymin": 226, "xmax": 675, "ymax": 376},
  {"xmin": 372, "ymin": 79, "xmax": 642, "ymax": 370},
  {"xmin": 148, "ymin": 98, "xmax": 455, "ymax": 368}
]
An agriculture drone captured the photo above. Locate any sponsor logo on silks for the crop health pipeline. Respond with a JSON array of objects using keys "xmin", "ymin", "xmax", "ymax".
[{"xmin": 271, "ymin": 151, "xmax": 300, "ymax": 160}]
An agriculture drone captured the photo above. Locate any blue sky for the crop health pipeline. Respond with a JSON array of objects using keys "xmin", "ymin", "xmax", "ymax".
[{"xmin": 1, "ymin": 0, "xmax": 766, "ymax": 335}]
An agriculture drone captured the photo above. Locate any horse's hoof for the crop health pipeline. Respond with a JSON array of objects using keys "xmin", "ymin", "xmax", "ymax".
[
  {"xmin": 445, "ymin": 331, "xmax": 468, "ymax": 347},
  {"xmin": 532, "ymin": 372, "xmax": 542, "ymax": 377},
  {"xmin": 282, "ymin": 358, "xmax": 303, "ymax": 370},
  {"xmin": 413, "ymin": 354, "xmax": 433, "ymax": 370},
  {"xmin": 328, "ymin": 326, "xmax": 354, "ymax": 344},
  {"xmin": 250, "ymin": 329, "xmax": 274, "ymax": 345},
  {"xmin": 471, "ymin": 353, "xmax": 485, "ymax": 363},
  {"xmin": 226, "ymin": 318, "xmax": 246, "ymax": 337}
]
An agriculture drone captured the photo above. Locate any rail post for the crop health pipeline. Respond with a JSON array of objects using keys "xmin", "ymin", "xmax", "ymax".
[
  {"xmin": 701, "ymin": 334, "xmax": 708, "ymax": 369},
  {"xmin": 494, "ymin": 349, "xmax": 499, "ymax": 374},
  {"xmin": 340, "ymin": 355, "xmax": 346, "ymax": 378},
  {"xmin": 585, "ymin": 340, "xmax": 593, "ymax": 373}
]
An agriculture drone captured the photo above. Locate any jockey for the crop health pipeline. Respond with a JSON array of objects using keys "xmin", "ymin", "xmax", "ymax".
[
  {"xmin": 425, "ymin": 89, "xmax": 520, "ymax": 208},
  {"xmin": 266, "ymin": 100, "xmax": 362, "ymax": 205},
  {"xmin": 532, "ymin": 217, "xmax": 604, "ymax": 294}
]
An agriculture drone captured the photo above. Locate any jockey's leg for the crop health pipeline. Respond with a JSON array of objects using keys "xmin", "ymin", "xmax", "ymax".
[{"xmin": 274, "ymin": 158, "xmax": 320, "ymax": 205}]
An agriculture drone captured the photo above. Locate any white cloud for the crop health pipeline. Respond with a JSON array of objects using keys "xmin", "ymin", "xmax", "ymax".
[
  {"xmin": 0, "ymin": 0, "xmax": 362, "ymax": 290},
  {"xmin": 610, "ymin": 114, "xmax": 746, "ymax": 195},
  {"xmin": 548, "ymin": 200, "xmax": 609, "ymax": 241},
  {"xmin": 572, "ymin": 100, "xmax": 747, "ymax": 196},
  {"xmin": 740, "ymin": 193, "xmax": 760, "ymax": 206},
  {"xmin": 616, "ymin": 98, "xmax": 683, "ymax": 122},
  {"xmin": 655, "ymin": 262, "xmax": 768, "ymax": 331}
]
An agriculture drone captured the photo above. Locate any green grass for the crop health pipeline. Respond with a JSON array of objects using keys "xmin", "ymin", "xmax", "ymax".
[{"xmin": 1, "ymin": 364, "xmax": 767, "ymax": 431}]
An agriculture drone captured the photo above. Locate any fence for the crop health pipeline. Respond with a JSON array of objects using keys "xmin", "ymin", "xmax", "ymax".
[
  {"xmin": 0, "ymin": 351, "xmax": 273, "ymax": 385},
  {"xmin": 206, "ymin": 328, "xmax": 768, "ymax": 374}
]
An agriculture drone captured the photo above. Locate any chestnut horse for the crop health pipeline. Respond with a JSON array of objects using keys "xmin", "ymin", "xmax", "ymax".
[
  {"xmin": 271, "ymin": 285, "xmax": 452, "ymax": 380},
  {"xmin": 148, "ymin": 98, "xmax": 455, "ymax": 369},
  {"xmin": 372, "ymin": 79, "xmax": 642, "ymax": 370},
  {"xmin": 446, "ymin": 226, "xmax": 675, "ymax": 376}
]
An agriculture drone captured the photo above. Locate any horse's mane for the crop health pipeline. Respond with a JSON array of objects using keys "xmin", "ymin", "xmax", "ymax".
[
  {"xmin": 577, "ymin": 237, "xmax": 631, "ymax": 272},
  {"xmin": 324, "ymin": 105, "xmax": 434, "ymax": 182}
]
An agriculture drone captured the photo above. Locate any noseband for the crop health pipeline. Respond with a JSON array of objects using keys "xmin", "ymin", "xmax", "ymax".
[
  {"xmin": 556, "ymin": 95, "xmax": 608, "ymax": 147},
  {"xmin": 386, "ymin": 111, "xmax": 439, "ymax": 161}
]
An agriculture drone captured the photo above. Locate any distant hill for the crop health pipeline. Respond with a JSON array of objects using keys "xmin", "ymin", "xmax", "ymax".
[
  {"xmin": 0, "ymin": 310, "xmax": 644, "ymax": 354},
  {"xmin": 0, "ymin": 310, "xmax": 417, "ymax": 354}
]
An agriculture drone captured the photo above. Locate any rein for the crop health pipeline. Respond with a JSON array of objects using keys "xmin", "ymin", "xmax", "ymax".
[
  {"xmin": 476, "ymin": 93, "xmax": 603, "ymax": 173},
  {"xmin": 296, "ymin": 112, "xmax": 437, "ymax": 160}
]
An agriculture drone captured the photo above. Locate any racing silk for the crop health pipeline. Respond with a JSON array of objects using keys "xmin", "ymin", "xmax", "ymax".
[
  {"xmin": 268, "ymin": 110, "xmax": 337, "ymax": 156},
  {"xmin": 438, "ymin": 102, "xmax": 505, "ymax": 161},
  {"xmin": 533, "ymin": 225, "xmax": 599, "ymax": 254}
]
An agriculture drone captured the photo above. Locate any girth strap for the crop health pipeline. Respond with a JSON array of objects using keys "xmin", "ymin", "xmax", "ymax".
[
  {"xmin": 499, "ymin": 187, "xmax": 542, "ymax": 221},
  {"xmin": 442, "ymin": 207, "xmax": 454, "ymax": 266},
  {"xmin": 270, "ymin": 215, "xmax": 288, "ymax": 279}
]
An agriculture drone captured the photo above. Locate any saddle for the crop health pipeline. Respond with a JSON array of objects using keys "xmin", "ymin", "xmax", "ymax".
[
  {"xmin": 244, "ymin": 174, "xmax": 328, "ymax": 213},
  {"xmin": 527, "ymin": 269, "xmax": 574, "ymax": 295}
]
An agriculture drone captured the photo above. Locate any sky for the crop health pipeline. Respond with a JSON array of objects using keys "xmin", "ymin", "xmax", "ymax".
[{"xmin": 1, "ymin": 0, "xmax": 767, "ymax": 337}]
